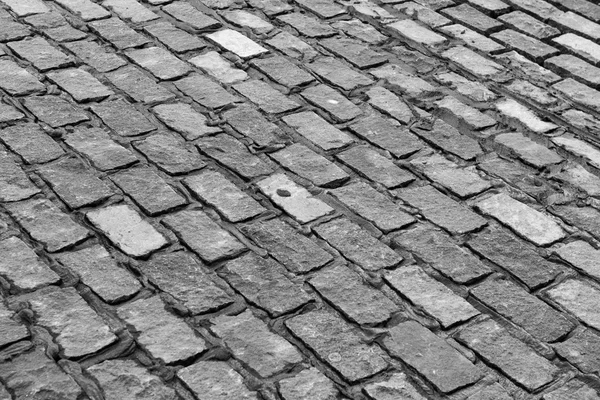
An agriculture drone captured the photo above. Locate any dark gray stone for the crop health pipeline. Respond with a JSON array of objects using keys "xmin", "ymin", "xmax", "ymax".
[
  {"xmin": 106, "ymin": 66, "xmax": 175, "ymax": 104},
  {"xmin": 233, "ymin": 80, "xmax": 301, "ymax": 115},
  {"xmin": 63, "ymin": 40, "xmax": 127, "ymax": 73},
  {"xmin": 223, "ymin": 104, "xmax": 284, "ymax": 146},
  {"xmin": 320, "ymin": 37, "xmax": 388, "ymax": 69},
  {"xmin": 300, "ymin": 84, "xmax": 362, "ymax": 122},
  {"xmin": 0, "ymin": 149, "xmax": 40, "ymax": 202},
  {"xmin": 88, "ymin": 17, "xmax": 150, "ymax": 49},
  {"xmin": 91, "ymin": 99, "xmax": 156, "ymax": 137},
  {"xmin": 7, "ymin": 37, "xmax": 73, "ymax": 71},
  {"xmin": 307, "ymin": 57, "xmax": 374, "ymax": 90},
  {"xmin": 282, "ymin": 111, "xmax": 353, "ymax": 151},
  {"xmin": 348, "ymin": 115, "xmax": 422, "ymax": 158},
  {"xmin": 337, "ymin": 146, "xmax": 415, "ymax": 188},
  {"xmin": 47, "ymin": 68, "xmax": 113, "ymax": 102},
  {"xmin": 411, "ymin": 119, "xmax": 483, "ymax": 161},
  {"xmin": 162, "ymin": 1, "xmax": 221, "ymax": 30},
  {"xmin": 133, "ymin": 133, "xmax": 205, "ymax": 175},
  {"xmin": 178, "ymin": 361, "xmax": 258, "ymax": 400},
  {"xmin": 174, "ymin": 74, "xmax": 240, "ymax": 109},
  {"xmin": 277, "ymin": 12, "xmax": 336, "ymax": 37},
  {"xmin": 144, "ymin": 21, "xmax": 206, "ymax": 53},
  {"xmin": 65, "ymin": 127, "xmax": 138, "ymax": 171},
  {"xmin": 0, "ymin": 123, "xmax": 64, "ymax": 164},
  {"xmin": 153, "ymin": 103, "xmax": 220, "ymax": 141},
  {"xmin": 23, "ymin": 96, "xmax": 89, "ymax": 128},
  {"xmin": 250, "ymin": 56, "xmax": 315, "ymax": 88}
]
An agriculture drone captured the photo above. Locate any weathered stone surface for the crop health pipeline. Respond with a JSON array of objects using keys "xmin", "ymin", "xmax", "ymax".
[
  {"xmin": 265, "ymin": 31, "xmax": 318, "ymax": 61},
  {"xmin": 384, "ymin": 321, "xmax": 482, "ymax": 393},
  {"xmin": 395, "ymin": 1, "xmax": 451, "ymax": 28},
  {"xmin": 386, "ymin": 265, "xmax": 479, "ymax": 328},
  {"xmin": 443, "ymin": 45, "xmax": 505, "ymax": 79},
  {"xmin": 283, "ymin": 111, "xmax": 353, "ymax": 151},
  {"xmin": 91, "ymin": 99, "xmax": 156, "ymax": 137},
  {"xmin": 277, "ymin": 12, "xmax": 335, "ymax": 37},
  {"xmin": 197, "ymin": 134, "xmax": 273, "ymax": 179},
  {"xmin": 495, "ymin": 50, "xmax": 560, "ymax": 85},
  {"xmin": 163, "ymin": 1, "xmax": 221, "ymax": 30},
  {"xmin": 63, "ymin": 40, "xmax": 127, "ymax": 73},
  {"xmin": 435, "ymin": 71, "xmax": 497, "ymax": 102},
  {"xmin": 56, "ymin": 245, "xmax": 141, "ymax": 303},
  {"xmin": 38, "ymin": 157, "xmax": 112, "ymax": 209},
  {"xmin": 440, "ymin": 24, "xmax": 504, "ymax": 53},
  {"xmin": 553, "ymin": 136, "xmax": 600, "ymax": 170},
  {"xmin": 472, "ymin": 277, "xmax": 575, "ymax": 342},
  {"xmin": 475, "ymin": 193, "xmax": 565, "ymax": 246},
  {"xmin": 163, "ymin": 209, "xmax": 245, "ymax": 263},
  {"xmin": 544, "ymin": 379, "xmax": 600, "ymax": 400},
  {"xmin": 301, "ymin": 84, "xmax": 362, "ymax": 122},
  {"xmin": 126, "ymin": 47, "xmax": 191, "ymax": 81},
  {"xmin": 184, "ymin": 170, "xmax": 265, "ymax": 222},
  {"xmin": 546, "ymin": 55, "xmax": 600, "ymax": 89},
  {"xmin": 47, "ymin": 68, "xmax": 113, "ymax": 102},
  {"xmin": 286, "ymin": 310, "xmax": 388, "ymax": 382},
  {"xmin": 0, "ymin": 349, "xmax": 82, "ymax": 399},
  {"xmin": 133, "ymin": 133, "xmax": 205, "ymax": 175},
  {"xmin": 88, "ymin": 17, "xmax": 150, "ymax": 49},
  {"xmin": 251, "ymin": 55, "xmax": 314, "ymax": 88},
  {"xmin": 332, "ymin": 19, "xmax": 387, "ymax": 44},
  {"xmin": 310, "ymin": 264, "xmax": 398, "ymax": 324},
  {"xmin": 491, "ymin": 29, "xmax": 559, "ymax": 62},
  {"xmin": 555, "ymin": 163, "xmax": 600, "ymax": 197},
  {"xmin": 0, "ymin": 236, "xmax": 59, "ymax": 292},
  {"xmin": 5, "ymin": 198, "xmax": 90, "ymax": 252},
  {"xmin": 553, "ymin": 78, "xmax": 600, "ymax": 115},
  {"xmin": 144, "ymin": 21, "xmax": 206, "ymax": 53},
  {"xmin": 178, "ymin": 361, "xmax": 258, "ymax": 400},
  {"xmin": 348, "ymin": 115, "xmax": 422, "ymax": 158},
  {"xmin": 506, "ymin": 80, "xmax": 558, "ymax": 107},
  {"xmin": 500, "ymin": 11, "xmax": 559, "ymax": 39},
  {"xmin": 0, "ymin": 102, "xmax": 24, "ymax": 123},
  {"xmin": 554, "ymin": 328, "xmax": 600, "ymax": 375},
  {"xmin": 240, "ymin": 218, "xmax": 333, "ymax": 274},
  {"xmin": 387, "ymin": 19, "xmax": 447, "ymax": 46},
  {"xmin": 233, "ymin": 80, "xmax": 300, "ymax": 114},
  {"xmin": 212, "ymin": 310, "xmax": 302, "ymax": 377},
  {"xmin": 279, "ymin": 367, "xmax": 338, "ymax": 400},
  {"xmin": 554, "ymin": 240, "xmax": 600, "ymax": 281},
  {"xmin": 320, "ymin": 37, "xmax": 387, "ymax": 69},
  {"xmin": 207, "ymin": 29, "xmax": 268, "ymax": 59},
  {"xmin": 547, "ymin": 279, "xmax": 600, "ymax": 330},
  {"xmin": 366, "ymin": 86, "xmax": 412, "ymax": 125},
  {"xmin": 54, "ymin": 0, "xmax": 111, "ymax": 20},
  {"xmin": 142, "ymin": 252, "xmax": 233, "ymax": 314},
  {"xmin": 495, "ymin": 98, "xmax": 557, "ymax": 133},
  {"xmin": 258, "ymin": 173, "xmax": 333, "ymax": 223},
  {"xmin": 117, "ymin": 296, "xmax": 206, "ymax": 364},
  {"xmin": 0, "ymin": 59, "xmax": 44, "ymax": 96},
  {"xmin": 0, "ymin": 302, "xmax": 29, "ymax": 347},
  {"xmin": 7, "ymin": 37, "xmax": 73, "ymax": 71},
  {"xmin": 65, "ymin": 127, "xmax": 138, "ymax": 171},
  {"xmin": 331, "ymin": 182, "xmax": 415, "ymax": 232},
  {"xmin": 1, "ymin": 0, "xmax": 49, "ymax": 16},
  {"xmin": 442, "ymin": 3, "xmax": 502, "ymax": 32},
  {"xmin": 190, "ymin": 51, "xmax": 247, "ymax": 84},
  {"xmin": 307, "ymin": 57, "xmax": 373, "ymax": 91},
  {"xmin": 0, "ymin": 150, "xmax": 40, "ymax": 202},
  {"xmin": 363, "ymin": 372, "xmax": 426, "ymax": 400},
  {"xmin": 478, "ymin": 156, "xmax": 553, "ymax": 198},
  {"xmin": 456, "ymin": 319, "xmax": 559, "ymax": 391},
  {"xmin": 338, "ymin": 146, "xmax": 414, "ymax": 188},
  {"xmin": 27, "ymin": 286, "xmax": 117, "ymax": 358},
  {"xmin": 88, "ymin": 359, "xmax": 177, "ymax": 400},
  {"xmin": 222, "ymin": 10, "xmax": 274, "ymax": 34},
  {"xmin": 223, "ymin": 104, "xmax": 282, "ymax": 146},
  {"xmin": 153, "ymin": 103, "xmax": 219, "ymax": 141},
  {"xmin": 494, "ymin": 132, "xmax": 562, "ymax": 168},
  {"xmin": 371, "ymin": 64, "xmax": 438, "ymax": 98},
  {"xmin": 174, "ymin": 74, "xmax": 239, "ymax": 110},
  {"xmin": 106, "ymin": 66, "xmax": 175, "ymax": 104},
  {"xmin": 411, "ymin": 119, "xmax": 483, "ymax": 161},
  {"xmin": 435, "ymin": 96, "xmax": 497, "ymax": 130},
  {"xmin": 87, "ymin": 204, "xmax": 168, "ymax": 258},
  {"xmin": 103, "ymin": 0, "xmax": 159, "ymax": 23},
  {"xmin": 467, "ymin": 225, "xmax": 562, "ymax": 289},
  {"xmin": 0, "ymin": 123, "xmax": 64, "ymax": 164},
  {"xmin": 466, "ymin": 383, "xmax": 512, "ymax": 400}
]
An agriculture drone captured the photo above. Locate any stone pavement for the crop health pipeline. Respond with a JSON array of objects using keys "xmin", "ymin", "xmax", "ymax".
[{"xmin": 2, "ymin": 0, "xmax": 600, "ymax": 398}]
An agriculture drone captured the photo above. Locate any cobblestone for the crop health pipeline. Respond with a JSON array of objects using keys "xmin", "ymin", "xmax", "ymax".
[
  {"xmin": 411, "ymin": 119, "xmax": 484, "ymax": 161},
  {"xmin": 162, "ymin": 1, "xmax": 221, "ymax": 30},
  {"xmin": 191, "ymin": 51, "xmax": 248, "ymax": 84},
  {"xmin": 0, "ymin": 122, "xmax": 64, "ymax": 164},
  {"xmin": 8, "ymin": 37, "xmax": 74, "ymax": 71},
  {"xmin": 133, "ymin": 133, "xmax": 205, "ymax": 175},
  {"xmin": 0, "ymin": 150, "xmax": 40, "ymax": 202},
  {"xmin": 301, "ymin": 84, "xmax": 362, "ymax": 122},
  {"xmin": 47, "ymin": 68, "xmax": 114, "ymax": 102},
  {"xmin": 547, "ymin": 279, "xmax": 600, "ymax": 330},
  {"xmin": 126, "ymin": 47, "xmax": 191, "ymax": 80},
  {"xmin": 175, "ymin": 74, "xmax": 239, "ymax": 109},
  {"xmin": 89, "ymin": 17, "xmax": 150, "ymax": 49},
  {"xmin": 223, "ymin": 104, "xmax": 283, "ymax": 146},
  {"xmin": 349, "ymin": 114, "xmax": 423, "ymax": 158},
  {"xmin": 153, "ymin": 102, "xmax": 220, "ymax": 140},
  {"xmin": 144, "ymin": 21, "xmax": 206, "ymax": 53},
  {"xmin": 0, "ymin": 236, "xmax": 60, "ymax": 291},
  {"xmin": 65, "ymin": 127, "xmax": 138, "ymax": 171},
  {"xmin": 91, "ymin": 98, "xmax": 156, "ymax": 136},
  {"xmin": 106, "ymin": 65, "xmax": 175, "ymax": 104},
  {"xmin": 207, "ymin": 29, "xmax": 268, "ymax": 59},
  {"xmin": 63, "ymin": 40, "xmax": 127, "ymax": 73},
  {"xmin": 283, "ymin": 111, "xmax": 353, "ymax": 151},
  {"xmin": 178, "ymin": 361, "xmax": 258, "ymax": 400}
]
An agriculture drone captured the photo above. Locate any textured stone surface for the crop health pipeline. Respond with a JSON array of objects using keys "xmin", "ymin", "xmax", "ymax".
[
  {"xmin": 0, "ymin": 123, "xmax": 64, "ymax": 164},
  {"xmin": 0, "ymin": 150, "xmax": 40, "ymax": 202},
  {"xmin": 337, "ymin": 146, "xmax": 414, "ymax": 188},
  {"xmin": 207, "ymin": 29, "xmax": 268, "ymax": 59},
  {"xmin": 495, "ymin": 98, "xmax": 558, "ymax": 133},
  {"xmin": 126, "ymin": 47, "xmax": 191, "ymax": 80},
  {"xmin": 366, "ymin": 86, "xmax": 413, "ymax": 124},
  {"xmin": 144, "ymin": 21, "xmax": 206, "ymax": 53},
  {"xmin": 0, "ymin": 302, "xmax": 29, "ymax": 347},
  {"xmin": 153, "ymin": 103, "xmax": 219, "ymax": 140},
  {"xmin": 0, "ymin": 59, "xmax": 45, "ymax": 96},
  {"xmin": 7, "ymin": 37, "xmax": 73, "ymax": 71},
  {"xmin": 283, "ymin": 111, "xmax": 353, "ymax": 151},
  {"xmin": 178, "ymin": 361, "xmax": 258, "ymax": 400},
  {"xmin": 0, "ymin": 236, "xmax": 59, "ymax": 292},
  {"xmin": 190, "ymin": 51, "xmax": 248, "ymax": 84},
  {"xmin": 106, "ymin": 65, "xmax": 175, "ymax": 104},
  {"xmin": 387, "ymin": 19, "xmax": 447, "ymax": 46},
  {"xmin": 554, "ymin": 328, "xmax": 600, "ymax": 375},
  {"xmin": 547, "ymin": 279, "xmax": 600, "ymax": 330},
  {"xmin": 103, "ymin": 0, "xmax": 159, "ymax": 23},
  {"xmin": 363, "ymin": 372, "xmax": 426, "ymax": 400},
  {"xmin": 223, "ymin": 104, "xmax": 283, "ymax": 146},
  {"xmin": 64, "ymin": 40, "xmax": 127, "ymax": 72},
  {"xmin": 307, "ymin": 57, "xmax": 373, "ymax": 90},
  {"xmin": 494, "ymin": 132, "xmax": 562, "ymax": 168},
  {"xmin": 174, "ymin": 74, "xmax": 239, "ymax": 109},
  {"xmin": 47, "ymin": 68, "xmax": 113, "ymax": 102},
  {"xmin": 133, "ymin": 133, "xmax": 205, "ymax": 175},
  {"xmin": 233, "ymin": 79, "xmax": 300, "ymax": 114},
  {"xmin": 54, "ymin": 0, "xmax": 111, "ymax": 20},
  {"xmin": 89, "ymin": 17, "xmax": 150, "ymax": 49},
  {"xmin": 91, "ymin": 99, "xmax": 156, "ymax": 137},
  {"xmin": 251, "ymin": 56, "xmax": 314, "ymax": 88},
  {"xmin": 411, "ymin": 119, "xmax": 483, "ymax": 161},
  {"xmin": 301, "ymin": 84, "xmax": 362, "ymax": 122},
  {"xmin": 279, "ymin": 367, "xmax": 338, "ymax": 400},
  {"xmin": 65, "ymin": 127, "xmax": 138, "ymax": 171},
  {"xmin": 163, "ymin": 1, "xmax": 221, "ymax": 30},
  {"xmin": 349, "ymin": 115, "xmax": 422, "ymax": 158}
]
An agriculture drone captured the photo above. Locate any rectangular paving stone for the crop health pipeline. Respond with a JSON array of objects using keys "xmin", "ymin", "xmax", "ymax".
[
  {"xmin": 221, "ymin": 252, "xmax": 311, "ymax": 317},
  {"xmin": 110, "ymin": 166, "xmax": 187, "ymax": 216},
  {"xmin": 0, "ymin": 123, "xmax": 64, "ymax": 164},
  {"xmin": 7, "ymin": 37, "xmax": 73, "ymax": 71},
  {"xmin": 1, "ymin": 0, "xmax": 49, "ymax": 16},
  {"xmin": 257, "ymin": 173, "xmax": 334, "ymax": 223},
  {"xmin": 494, "ymin": 131, "xmax": 562, "ymax": 168},
  {"xmin": 233, "ymin": 80, "xmax": 300, "ymax": 114},
  {"xmin": 491, "ymin": 29, "xmax": 559, "ymax": 62},
  {"xmin": 551, "ymin": 10, "xmax": 600, "ymax": 41},
  {"xmin": 0, "ymin": 236, "xmax": 59, "ymax": 291},
  {"xmin": 495, "ymin": 50, "xmax": 560, "ymax": 85},
  {"xmin": 206, "ymin": 29, "xmax": 268, "ymax": 59},
  {"xmin": 554, "ymin": 240, "xmax": 600, "ymax": 281},
  {"xmin": 87, "ymin": 204, "xmax": 168, "ymax": 258},
  {"xmin": 212, "ymin": 310, "xmax": 302, "ymax": 377},
  {"xmin": 397, "ymin": 185, "xmax": 487, "ymax": 235},
  {"xmin": 55, "ymin": 245, "xmax": 141, "ymax": 303},
  {"xmin": 547, "ymin": 0, "xmax": 600, "ymax": 22},
  {"xmin": 63, "ymin": 40, "xmax": 127, "ymax": 73},
  {"xmin": 364, "ymin": 372, "xmax": 426, "ymax": 400},
  {"xmin": 314, "ymin": 217, "xmax": 402, "ymax": 270},
  {"xmin": 411, "ymin": 119, "xmax": 483, "ymax": 161},
  {"xmin": 174, "ymin": 74, "xmax": 239, "ymax": 110},
  {"xmin": 310, "ymin": 264, "xmax": 397, "ymax": 324},
  {"xmin": 240, "ymin": 218, "xmax": 333, "ymax": 274},
  {"xmin": 222, "ymin": 104, "xmax": 282, "ymax": 146},
  {"xmin": 552, "ymin": 78, "xmax": 600, "ymax": 114},
  {"xmin": 133, "ymin": 133, "xmax": 205, "ymax": 175},
  {"xmin": 394, "ymin": 224, "xmax": 492, "ymax": 283},
  {"xmin": 102, "ymin": 0, "xmax": 159, "ymax": 23},
  {"xmin": 467, "ymin": 0, "xmax": 510, "ymax": 14},
  {"xmin": 547, "ymin": 279, "xmax": 600, "ymax": 330},
  {"xmin": 384, "ymin": 321, "xmax": 483, "ymax": 393},
  {"xmin": 282, "ymin": 111, "xmax": 353, "ymax": 151},
  {"xmin": 386, "ymin": 19, "xmax": 447, "ymax": 46},
  {"xmin": 544, "ymin": 380, "xmax": 600, "ymax": 400},
  {"xmin": 394, "ymin": 1, "xmax": 451, "ymax": 28},
  {"xmin": 503, "ymin": 0, "xmax": 561, "ymax": 20},
  {"xmin": 125, "ymin": 47, "xmax": 191, "ymax": 80},
  {"xmin": 91, "ymin": 98, "xmax": 156, "ymax": 137},
  {"xmin": 366, "ymin": 86, "xmax": 413, "ymax": 125},
  {"xmin": 144, "ymin": 21, "xmax": 206, "ymax": 53},
  {"xmin": 0, "ymin": 302, "xmax": 29, "ymax": 347},
  {"xmin": 221, "ymin": 10, "xmax": 274, "ymax": 35},
  {"xmin": 163, "ymin": 209, "xmax": 246, "ymax": 263},
  {"xmin": 152, "ymin": 101, "xmax": 221, "ymax": 140},
  {"xmin": 301, "ymin": 84, "xmax": 362, "ymax": 122},
  {"xmin": 435, "ymin": 71, "xmax": 497, "ymax": 102},
  {"xmin": 295, "ymin": 0, "xmax": 344, "ymax": 18},
  {"xmin": 553, "ymin": 328, "xmax": 600, "ymax": 375},
  {"xmin": 0, "ymin": 149, "xmax": 40, "ymax": 202},
  {"xmin": 462, "ymin": 323, "xmax": 559, "ymax": 392},
  {"xmin": 553, "ymin": 33, "xmax": 600, "ymax": 66},
  {"xmin": 471, "ymin": 277, "xmax": 575, "ymax": 342},
  {"xmin": 442, "ymin": 3, "xmax": 503, "ymax": 33},
  {"xmin": 54, "ymin": 0, "xmax": 111, "ymax": 20},
  {"xmin": 38, "ymin": 157, "xmax": 113, "ymax": 209},
  {"xmin": 47, "ymin": 68, "xmax": 113, "ymax": 102},
  {"xmin": 337, "ymin": 146, "xmax": 414, "ymax": 189},
  {"xmin": 552, "ymin": 135, "xmax": 600, "ymax": 170},
  {"xmin": 505, "ymin": 79, "xmax": 558, "ymax": 107},
  {"xmin": 499, "ymin": 11, "xmax": 559, "ymax": 39},
  {"xmin": 475, "ymin": 193, "xmax": 565, "ymax": 246},
  {"xmin": 552, "ymin": 206, "xmax": 600, "ymax": 241},
  {"xmin": 190, "ymin": 51, "xmax": 248, "ymax": 84},
  {"xmin": 386, "ymin": 265, "xmax": 479, "ymax": 328},
  {"xmin": 554, "ymin": 163, "xmax": 600, "ymax": 198},
  {"xmin": 184, "ymin": 170, "xmax": 264, "ymax": 223},
  {"xmin": 0, "ymin": 59, "xmax": 44, "ymax": 96},
  {"xmin": 320, "ymin": 37, "xmax": 387, "ymax": 69},
  {"xmin": 26, "ymin": 286, "xmax": 117, "ymax": 358},
  {"xmin": 117, "ymin": 296, "xmax": 206, "ymax": 364},
  {"xmin": 249, "ymin": 0, "xmax": 293, "ymax": 15},
  {"xmin": 106, "ymin": 66, "xmax": 175, "ymax": 104},
  {"xmin": 467, "ymin": 225, "xmax": 562, "ymax": 289},
  {"xmin": 545, "ymin": 55, "xmax": 600, "ymax": 89},
  {"xmin": 270, "ymin": 143, "xmax": 349, "ymax": 188},
  {"xmin": 478, "ymin": 155, "xmax": 553, "ymax": 199},
  {"xmin": 435, "ymin": 96, "xmax": 497, "ymax": 130},
  {"xmin": 442, "ymin": 45, "xmax": 505, "ymax": 80},
  {"xmin": 286, "ymin": 310, "xmax": 388, "ymax": 382},
  {"xmin": 307, "ymin": 57, "xmax": 373, "ymax": 91},
  {"xmin": 439, "ymin": 24, "xmax": 505, "ymax": 53},
  {"xmin": 88, "ymin": 17, "xmax": 149, "ymax": 49},
  {"xmin": 65, "ymin": 127, "xmax": 138, "ymax": 171},
  {"xmin": 332, "ymin": 19, "xmax": 387, "ymax": 44},
  {"xmin": 0, "ymin": 103, "xmax": 24, "ymax": 123},
  {"xmin": 23, "ymin": 95, "xmax": 89, "ymax": 128},
  {"xmin": 163, "ymin": 1, "xmax": 221, "ymax": 30},
  {"xmin": 178, "ymin": 361, "xmax": 258, "ymax": 400},
  {"xmin": 277, "ymin": 12, "xmax": 335, "ymax": 37},
  {"xmin": 348, "ymin": 115, "xmax": 422, "ymax": 158},
  {"xmin": 142, "ymin": 252, "xmax": 233, "ymax": 314},
  {"xmin": 370, "ymin": 64, "xmax": 438, "ymax": 98},
  {"xmin": 265, "ymin": 31, "xmax": 318, "ymax": 61},
  {"xmin": 331, "ymin": 181, "xmax": 415, "ymax": 232},
  {"xmin": 197, "ymin": 134, "xmax": 273, "ymax": 179},
  {"xmin": 250, "ymin": 55, "xmax": 315, "ymax": 88}
]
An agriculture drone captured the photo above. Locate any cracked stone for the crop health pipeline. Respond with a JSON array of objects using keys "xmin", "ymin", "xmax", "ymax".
[
  {"xmin": 89, "ymin": 17, "xmax": 150, "ymax": 49},
  {"xmin": 133, "ymin": 133, "xmax": 205, "ymax": 175},
  {"xmin": 144, "ymin": 21, "xmax": 206, "ymax": 53},
  {"xmin": 366, "ymin": 86, "xmax": 413, "ymax": 125},
  {"xmin": 411, "ymin": 119, "xmax": 483, "ymax": 161},
  {"xmin": 65, "ymin": 127, "xmax": 138, "ymax": 171},
  {"xmin": 435, "ymin": 71, "xmax": 497, "ymax": 102},
  {"xmin": 440, "ymin": 24, "xmax": 505, "ymax": 53},
  {"xmin": 153, "ymin": 103, "xmax": 220, "ymax": 140},
  {"xmin": 320, "ymin": 37, "xmax": 388, "ymax": 69},
  {"xmin": 283, "ymin": 111, "xmax": 353, "ymax": 151},
  {"xmin": 435, "ymin": 96, "xmax": 497, "ymax": 130},
  {"xmin": 505, "ymin": 79, "xmax": 558, "ymax": 107},
  {"xmin": 91, "ymin": 98, "xmax": 156, "ymax": 137},
  {"xmin": 190, "ymin": 51, "xmax": 248, "ymax": 84},
  {"xmin": 442, "ymin": 46, "xmax": 505, "ymax": 79},
  {"xmin": 106, "ymin": 66, "xmax": 175, "ymax": 104},
  {"xmin": 495, "ymin": 98, "xmax": 557, "ymax": 133},
  {"xmin": 555, "ymin": 163, "xmax": 600, "ymax": 197},
  {"xmin": 178, "ymin": 361, "xmax": 258, "ymax": 400},
  {"xmin": 332, "ymin": 19, "xmax": 387, "ymax": 44},
  {"xmin": 494, "ymin": 50, "xmax": 560, "ymax": 85},
  {"xmin": 0, "ymin": 302, "xmax": 29, "ymax": 347},
  {"xmin": 395, "ymin": 2, "xmax": 451, "ymax": 28}
]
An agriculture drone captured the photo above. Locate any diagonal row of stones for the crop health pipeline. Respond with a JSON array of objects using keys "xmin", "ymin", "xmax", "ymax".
[{"xmin": 1, "ymin": 0, "xmax": 600, "ymax": 398}]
